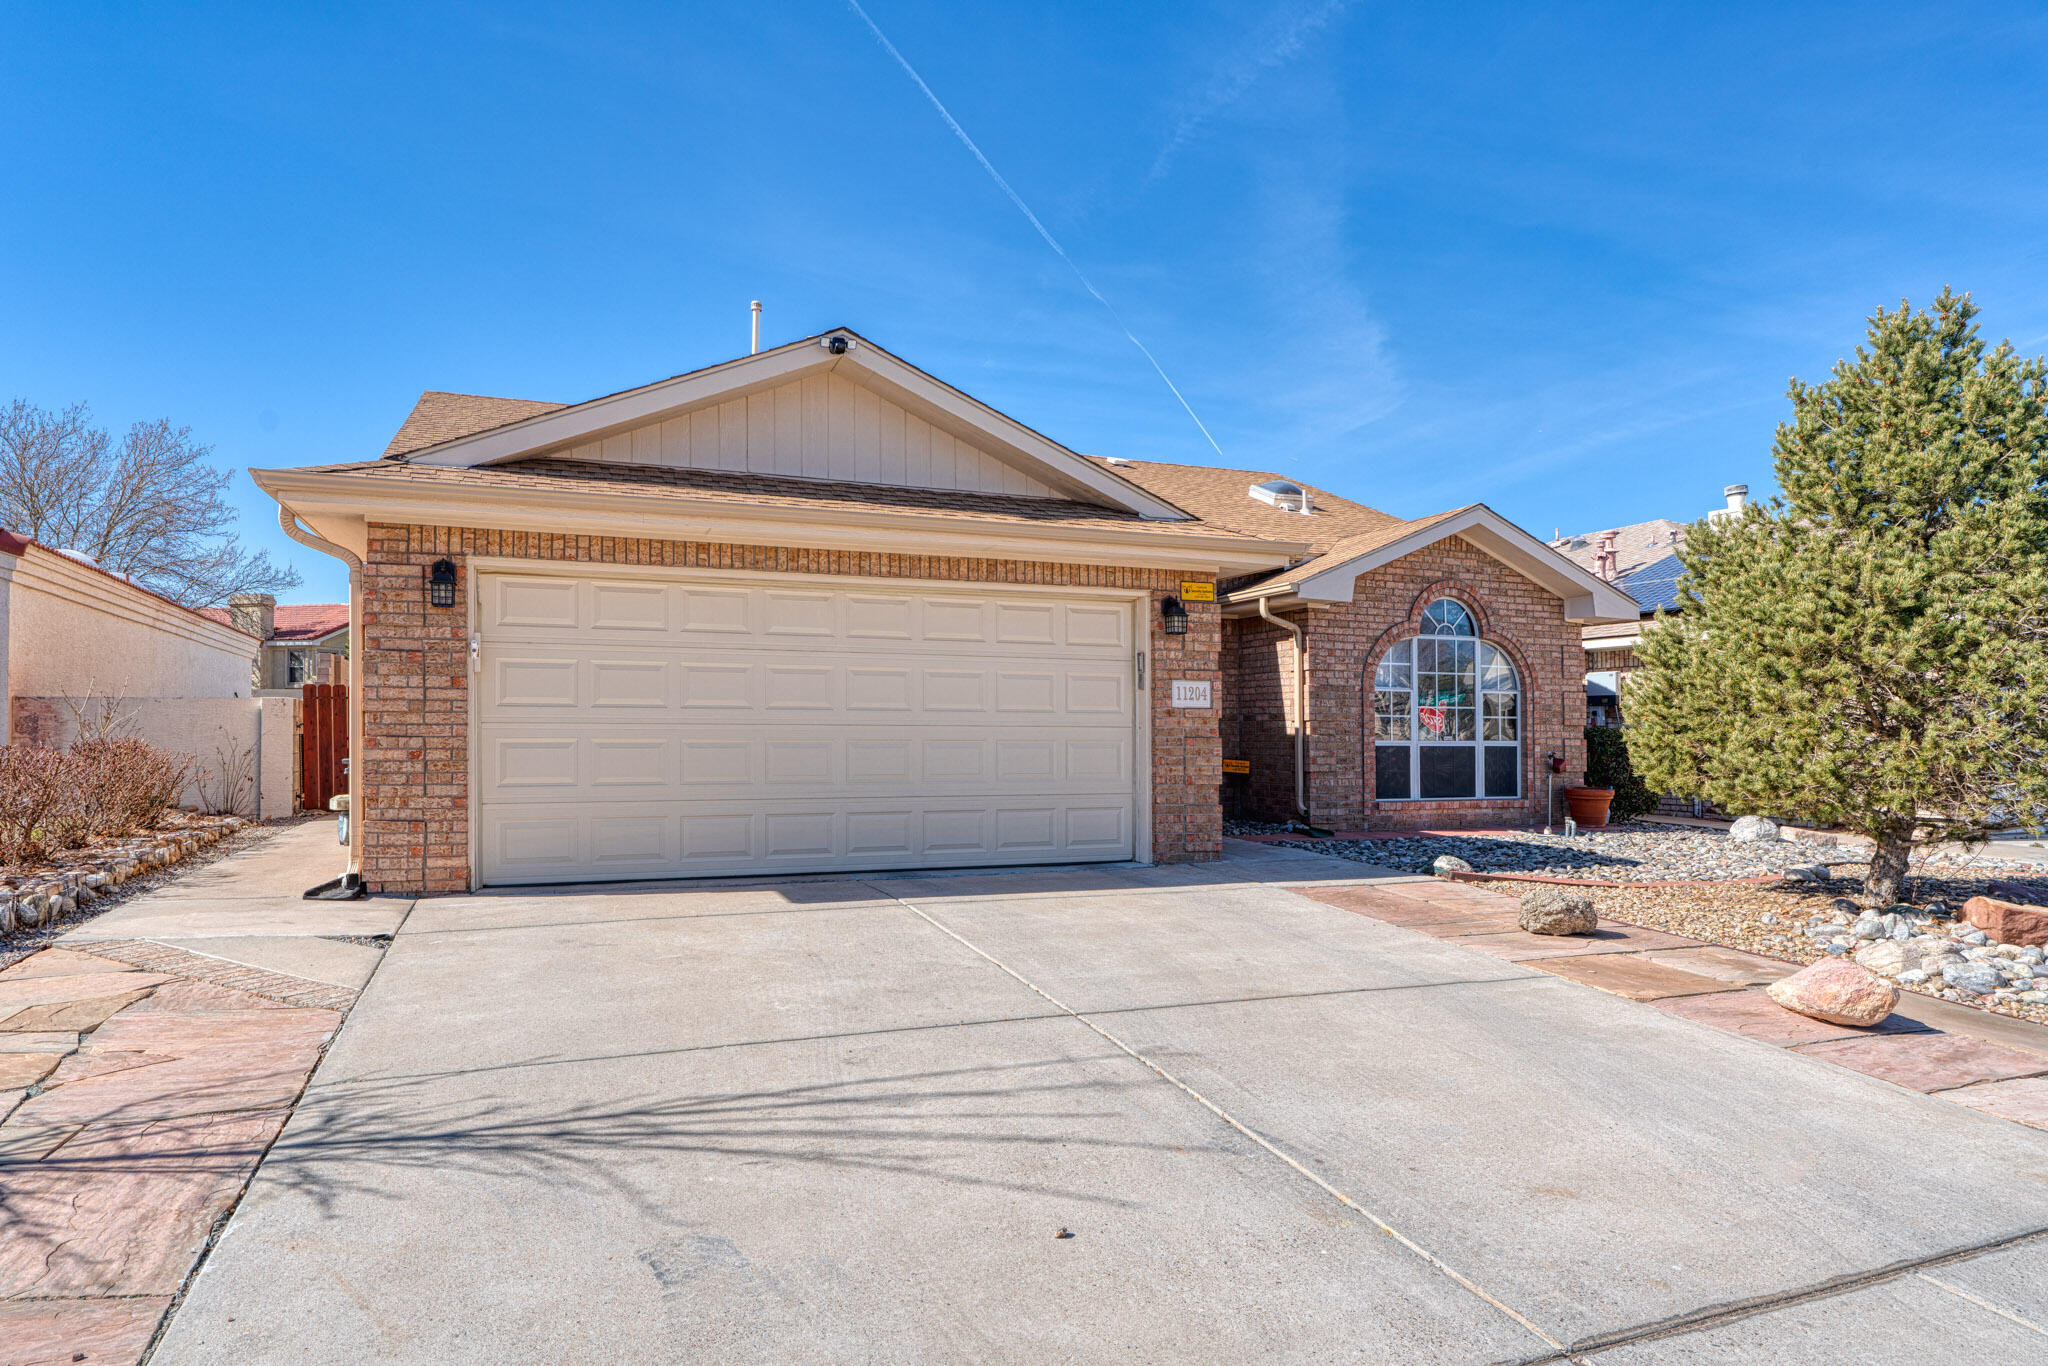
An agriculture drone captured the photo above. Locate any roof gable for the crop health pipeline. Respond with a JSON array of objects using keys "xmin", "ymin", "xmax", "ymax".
[
  {"xmin": 386, "ymin": 331, "xmax": 1187, "ymax": 519},
  {"xmin": 1226, "ymin": 504, "xmax": 1642, "ymax": 625},
  {"xmin": 548, "ymin": 369, "xmax": 1065, "ymax": 498}
]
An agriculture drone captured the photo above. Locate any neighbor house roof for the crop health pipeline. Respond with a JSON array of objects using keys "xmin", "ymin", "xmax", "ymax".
[
  {"xmin": 196, "ymin": 603, "xmax": 349, "ymax": 642},
  {"xmin": 1617, "ymin": 552, "xmax": 1685, "ymax": 616},
  {"xmin": 382, "ymin": 392, "xmax": 567, "ymax": 459},
  {"xmin": 1553, "ymin": 518, "xmax": 1688, "ymax": 581}
]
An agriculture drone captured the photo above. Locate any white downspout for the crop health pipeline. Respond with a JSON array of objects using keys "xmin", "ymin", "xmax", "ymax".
[
  {"xmin": 1257, "ymin": 596, "xmax": 1308, "ymax": 819},
  {"xmin": 278, "ymin": 505, "xmax": 364, "ymax": 880}
]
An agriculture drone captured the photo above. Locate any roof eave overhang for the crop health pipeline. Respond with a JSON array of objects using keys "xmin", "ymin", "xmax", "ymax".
[
  {"xmin": 252, "ymin": 468, "xmax": 1304, "ymax": 576},
  {"xmin": 393, "ymin": 331, "xmax": 1191, "ymax": 521},
  {"xmin": 1222, "ymin": 506, "xmax": 1641, "ymax": 623}
]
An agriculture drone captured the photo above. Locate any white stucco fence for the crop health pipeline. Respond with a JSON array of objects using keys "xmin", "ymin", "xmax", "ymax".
[
  {"xmin": 0, "ymin": 536, "xmax": 262, "ymax": 743},
  {"xmin": 15, "ymin": 694, "xmax": 298, "ymax": 820}
]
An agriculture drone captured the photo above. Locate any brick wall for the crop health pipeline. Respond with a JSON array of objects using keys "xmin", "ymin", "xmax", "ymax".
[
  {"xmin": 1224, "ymin": 534, "xmax": 1586, "ymax": 831},
  {"xmin": 358, "ymin": 523, "xmax": 1221, "ymax": 894},
  {"xmin": 1221, "ymin": 612, "xmax": 1301, "ymax": 819}
]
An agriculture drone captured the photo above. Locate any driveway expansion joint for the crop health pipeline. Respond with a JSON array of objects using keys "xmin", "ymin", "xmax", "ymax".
[
  {"xmin": 863, "ymin": 880, "xmax": 1573, "ymax": 1359},
  {"xmin": 1539, "ymin": 1222, "xmax": 2048, "ymax": 1359}
]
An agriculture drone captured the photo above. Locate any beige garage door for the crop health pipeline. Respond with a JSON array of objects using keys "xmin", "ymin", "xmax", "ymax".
[{"xmin": 474, "ymin": 570, "xmax": 1140, "ymax": 885}]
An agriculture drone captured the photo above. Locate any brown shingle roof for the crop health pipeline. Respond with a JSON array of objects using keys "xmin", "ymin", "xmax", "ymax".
[
  {"xmin": 310, "ymin": 458, "xmax": 1274, "ymax": 541},
  {"xmin": 1553, "ymin": 518, "xmax": 1688, "ymax": 581},
  {"xmin": 382, "ymin": 392, "xmax": 567, "ymax": 459},
  {"xmin": 1084, "ymin": 457, "xmax": 1402, "ymax": 553}
]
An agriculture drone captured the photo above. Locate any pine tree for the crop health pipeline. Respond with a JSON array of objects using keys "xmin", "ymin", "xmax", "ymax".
[{"xmin": 1627, "ymin": 289, "xmax": 2048, "ymax": 904}]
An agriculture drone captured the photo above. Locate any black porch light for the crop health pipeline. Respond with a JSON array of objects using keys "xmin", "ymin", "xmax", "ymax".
[
  {"xmin": 428, "ymin": 558, "xmax": 458, "ymax": 609},
  {"xmin": 1160, "ymin": 595, "xmax": 1189, "ymax": 635}
]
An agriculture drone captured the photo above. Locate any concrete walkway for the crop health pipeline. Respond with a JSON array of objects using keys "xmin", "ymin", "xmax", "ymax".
[{"xmin": 156, "ymin": 842, "xmax": 2048, "ymax": 1364}]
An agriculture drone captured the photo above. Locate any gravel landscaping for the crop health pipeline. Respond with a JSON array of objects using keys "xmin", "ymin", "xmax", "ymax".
[{"xmin": 1229, "ymin": 820, "xmax": 2048, "ymax": 1027}]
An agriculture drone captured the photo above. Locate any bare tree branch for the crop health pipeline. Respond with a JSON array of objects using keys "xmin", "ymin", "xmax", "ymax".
[{"xmin": 0, "ymin": 400, "xmax": 299, "ymax": 608}]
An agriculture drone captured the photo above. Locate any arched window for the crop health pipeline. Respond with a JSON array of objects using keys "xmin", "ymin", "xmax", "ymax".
[{"xmin": 1373, "ymin": 598, "xmax": 1520, "ymax": 800}]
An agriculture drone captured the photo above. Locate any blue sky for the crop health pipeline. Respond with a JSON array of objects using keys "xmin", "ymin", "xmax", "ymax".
[{"xmin": 6, "ymin": 3, "xmax": 2046, "ymax": 603}]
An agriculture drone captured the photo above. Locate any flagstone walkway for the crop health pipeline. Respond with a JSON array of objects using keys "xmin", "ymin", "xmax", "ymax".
[
  {"xmin": 0, "ymin": 821, "xmax": 399, "ymax": 1366},
  {"xmin": 1299, "ymin": 878, "xmax": 2048, "ymax": 1128}
]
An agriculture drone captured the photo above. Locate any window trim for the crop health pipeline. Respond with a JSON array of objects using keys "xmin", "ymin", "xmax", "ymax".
[{"xmin": 1372, "ymin": 600, "xmax": 1521, "ymax": 802}]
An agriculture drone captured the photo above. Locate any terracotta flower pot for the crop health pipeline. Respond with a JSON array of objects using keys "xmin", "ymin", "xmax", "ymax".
[{"xmin": 1562, "ymin": 786, "xmax": 1615, "ymax": 827}]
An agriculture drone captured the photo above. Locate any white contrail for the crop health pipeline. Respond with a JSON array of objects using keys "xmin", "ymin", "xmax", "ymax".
[{"xmin": 843, "ymin": 0, "xmax": 1228, "ymax": 460}]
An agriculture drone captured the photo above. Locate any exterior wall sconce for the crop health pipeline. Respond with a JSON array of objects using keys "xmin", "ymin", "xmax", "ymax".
[
  {"xmin": 1160, "ymin": 596, "xmax": 1189, "ymax": 635},
  {"xmin": 428, "ymin": 558, "xmax": 458, "ymax": 609}
]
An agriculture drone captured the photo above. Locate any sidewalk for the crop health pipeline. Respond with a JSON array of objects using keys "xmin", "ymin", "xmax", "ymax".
[{"xmin": 1301, "ymin": 877, "xmax": 2048, "ymax": 1127}]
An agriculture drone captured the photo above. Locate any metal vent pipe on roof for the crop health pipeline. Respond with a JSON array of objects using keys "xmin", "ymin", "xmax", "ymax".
[{"xmin": 750, "ymin": 301, "xmax": 762, "ymax": 354}]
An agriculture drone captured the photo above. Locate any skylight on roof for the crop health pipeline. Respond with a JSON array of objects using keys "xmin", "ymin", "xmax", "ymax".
[{"xmin": 1249, "ymin": 479, "xmax": 1313, "ymax": 514}]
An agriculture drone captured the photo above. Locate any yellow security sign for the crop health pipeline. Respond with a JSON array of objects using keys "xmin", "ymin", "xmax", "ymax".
[
  {"xmin": 1179, "ymin": 581, "xmax": 1216, "ymax": 603},
  {"xmin": 1221, "ymin": 758, "xmax": 1250, "ymax": 775}
]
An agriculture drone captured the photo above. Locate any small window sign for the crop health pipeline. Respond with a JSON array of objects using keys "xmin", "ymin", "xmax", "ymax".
[
  {"xmin": 1178, "ymin": 581, "xmax": 1216, "ymax": 603},
  {"xmin": 1222, "ymin": 758, "xmax": 1249, "ymax": 775},
  {"xmin": 1170, "ymin": 679, "xmax": 1212, "ymax": 708}
]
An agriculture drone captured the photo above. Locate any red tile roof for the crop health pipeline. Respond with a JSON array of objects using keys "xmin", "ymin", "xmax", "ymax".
[{"xmin": 195, "ymin": 603, "xmax": 348, "ymax": 643}]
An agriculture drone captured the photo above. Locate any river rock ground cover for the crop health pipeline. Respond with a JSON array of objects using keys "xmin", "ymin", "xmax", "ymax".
[{"xmin": 1227, "ymin": 821, "xmax": 2048, "ymax": 1027}]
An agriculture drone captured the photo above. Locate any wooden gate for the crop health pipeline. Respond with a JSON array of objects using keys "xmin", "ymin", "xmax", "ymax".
[{"xmin": 301, "ymin": 683, "xmax": 348, "ymax": 812}]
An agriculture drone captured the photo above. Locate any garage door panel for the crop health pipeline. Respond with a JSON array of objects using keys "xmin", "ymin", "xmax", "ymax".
[
  {"xmin": 478, "ymin": 572, "xmax": 1138, "ymax": 884},
  {"xmin": 482, "ymin": 724, "xmax": 1131, "ymax": 801},
  {"xmin": 480, "ymin": 795, "xmax": 1138, "ymax": 883},
  {"xmin": 483, "ymin": 581, "xmax": 1132, "ymax": 654},
  {"xmin": 483, "ymin": 650, "xmax": 1132, "ymax": 725}
]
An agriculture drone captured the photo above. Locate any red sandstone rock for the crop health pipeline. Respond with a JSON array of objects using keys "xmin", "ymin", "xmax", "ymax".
[
  {"xmin": 1764, "ymin": 959, "xmax": 1899, "ymax": 1027},
  {"xmin": 1960, "ymin": 895, "xmax": 2048, "ymax": 948}
]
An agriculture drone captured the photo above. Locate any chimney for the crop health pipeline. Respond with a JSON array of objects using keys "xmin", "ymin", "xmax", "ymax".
[
  {"xmin": 228, "ymin": 592, "xmax": 275, "ymax": 641},
  {"xmin": 1723, "ymin": 484, "xmax": 1749, "ymax": 515},
  {"xmin": 1595, "ymin": 530, "xmax": 1618, "ymax": 582}
]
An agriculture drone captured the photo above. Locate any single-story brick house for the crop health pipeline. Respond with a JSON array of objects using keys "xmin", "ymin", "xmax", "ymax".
[{"xmin": 256, "ymin": 331, "xmax": 1636, "ymax": 894}]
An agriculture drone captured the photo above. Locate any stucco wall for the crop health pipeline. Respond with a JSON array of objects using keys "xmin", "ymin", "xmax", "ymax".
[
  {"xmin": 3, "ymin": 545, "xmax": 259, "ymax": 700},
  {"xmin": 10, "ymin": 694, "xmax": 298, "ymax": 818},
  {"xmin": 356, "ymin": 522, "xmax": 1223, "ymax": 895},
  {"xmin": 1223, "ymin": 535, "xmax": 1587, "ymax": 831}
]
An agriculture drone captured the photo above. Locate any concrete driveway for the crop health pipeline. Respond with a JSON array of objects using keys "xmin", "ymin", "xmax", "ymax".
[{"xmin": 155, "ymin": 843, "xmax": 2048, "ymax": 1364}]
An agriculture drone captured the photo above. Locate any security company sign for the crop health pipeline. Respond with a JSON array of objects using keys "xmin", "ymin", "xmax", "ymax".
[
  {"xmin": 1170, "ymin": 679, "xmax": 1212, "ymax": 709},
  {"xmin": 1178, "ymin": 581, "xmax": 1216, "ymax": 603}
]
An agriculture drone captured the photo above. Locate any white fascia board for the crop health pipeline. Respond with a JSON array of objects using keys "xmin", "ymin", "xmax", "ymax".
[
  {"xmin": 396, "ymin": 331, "xmax": 1190, "ymax": 521},
  {"xmin": 1242, "ymin": 506, "xmax": 1641, "ymax": 623},
  {"xmin": 253, "ymin": 469, "xmax": 1299, "ymax": 576}
]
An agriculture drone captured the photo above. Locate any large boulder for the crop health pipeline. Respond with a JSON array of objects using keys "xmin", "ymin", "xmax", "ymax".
[
  {"xmin": 1519, "ymin": 886, "xmax": 1598, "ymax": 936},
  {"xmin": 1959, "ymin": 895, "xmax": 2048, "ymax": 948},
  {"xmin": 1431, "ymin": 854, "xmax": 1474, "ymax": 877},
  {"xmin": 1729, "ymin": 815, "xmax": 1780, "ymax": 843},
  {"xmin": 1765, "ymin": 959, "xmax": 1899, "ymax": 1026}
]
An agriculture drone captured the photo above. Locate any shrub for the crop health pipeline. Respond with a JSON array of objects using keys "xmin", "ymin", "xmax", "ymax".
[
  {"xmin": 0, "ymin": 745, "xmax": 79, "ymax": 865},
  {"xmin": 70, "ymin": 736, "xmax": 192, "ymax": 837},
  {"xmin": 1584, "ymin": 726, "xmax": 1659, "ymax": 824},
  {"xmin": 0, "ymin": 736, "xmax": 191, "ymax": 867}
]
